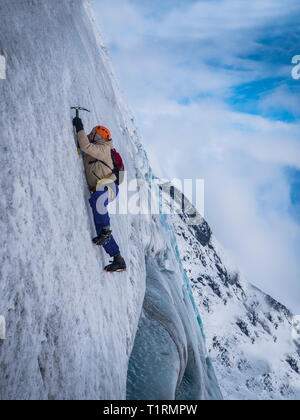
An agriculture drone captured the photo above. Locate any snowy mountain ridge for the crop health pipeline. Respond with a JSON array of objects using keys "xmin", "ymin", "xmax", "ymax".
[{"xmin": 162, "ymin": 184, "xmax": 300, "ymax": 400}]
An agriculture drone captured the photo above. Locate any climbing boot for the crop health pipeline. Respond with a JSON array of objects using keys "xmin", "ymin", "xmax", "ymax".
[
  {"xmin": 104, "ymin": 254, "xmax": 127, "ymax": 273},
  {"xmin": 92, "ymin": 228, "xmax": 112, "ymax": 247}
]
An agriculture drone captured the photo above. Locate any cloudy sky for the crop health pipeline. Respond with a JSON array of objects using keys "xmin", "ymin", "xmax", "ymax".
[{"xmin": 92, "ymin": 0, "xmax": 300, "ymax": 313}]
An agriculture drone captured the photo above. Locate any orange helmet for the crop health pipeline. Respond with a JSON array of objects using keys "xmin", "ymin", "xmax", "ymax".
[{"xmin": 93, "ymin": 125, "xmax": 111, "ymax": 141}]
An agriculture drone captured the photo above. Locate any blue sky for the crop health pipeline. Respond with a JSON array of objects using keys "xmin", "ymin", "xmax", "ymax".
[{"xmin": 93, "ymin": 0, "xmax": 300, "ymax": 312}]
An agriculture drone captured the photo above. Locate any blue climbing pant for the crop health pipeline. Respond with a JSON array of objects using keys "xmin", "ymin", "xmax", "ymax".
[{"xmin": 89, "ymin": 184, "xmax": 120, "ymax": 258}]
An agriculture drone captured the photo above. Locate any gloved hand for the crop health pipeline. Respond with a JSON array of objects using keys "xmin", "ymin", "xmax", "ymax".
[{"xmin": 73, "ymin": 117, "xmax": 84, "ymax": 133}]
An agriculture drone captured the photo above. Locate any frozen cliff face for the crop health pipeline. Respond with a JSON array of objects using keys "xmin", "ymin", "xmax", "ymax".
[
  {"xmin": 127, "ymin": 234, "xmax": 221, "ymax": 400},
  {"xmin": 0, "ymin": 0, "xmax": 221, "ymax": 400},
  {"xmin": 165, "ymin": 185, "xmax": 300, "ymax": 400}
]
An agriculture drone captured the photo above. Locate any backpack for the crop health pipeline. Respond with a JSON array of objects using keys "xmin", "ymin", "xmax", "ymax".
[
  {"xmin": 89, "ymin": 148, "xmax": 125, "ymax": 185},
  {"xmin": 110, "ymin": 149, "xmax": 125, "ymax": 186}
]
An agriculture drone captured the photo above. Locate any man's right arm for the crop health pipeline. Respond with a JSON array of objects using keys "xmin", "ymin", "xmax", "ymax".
[
  {"xmin": 77, "ymin": 130, "xmax": 107, "ymax": 159},
  {"xmin": 73, "ymin": 117, "xmax": 106, "ymax": 160}
]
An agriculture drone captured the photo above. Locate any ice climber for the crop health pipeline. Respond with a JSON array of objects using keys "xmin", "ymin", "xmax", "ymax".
[{"xmin": 73, "ymin": 117, "xmax": 127, "ymax": 273}]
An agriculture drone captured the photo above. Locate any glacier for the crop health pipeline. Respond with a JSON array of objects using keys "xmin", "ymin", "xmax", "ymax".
[{"xmin": 0, "ymin": 0, "xmax": 222, "ymax": 400}]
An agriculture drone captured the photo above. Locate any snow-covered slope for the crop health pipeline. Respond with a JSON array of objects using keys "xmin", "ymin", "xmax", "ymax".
[
  {"xmin": 164, "ymin": 185, "xmax": 300, "ymax": 400},
  {"xmin": 0, "ymin": 0, "xmax": 221, "ymax": 400}
]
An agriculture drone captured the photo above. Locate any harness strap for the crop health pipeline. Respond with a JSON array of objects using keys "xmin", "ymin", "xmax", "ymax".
[
  {"xmin": 89, "ymin": 184, "xmax": 115, "ymax": 199},
  {"xmin": 106, "ymin": 185, "xmax": 114, "ymax": 200},
  {"xmin": 88, "ymin": 159, "xmax": 113, "ymax": 171},
  {"xmin": 89, "ymin": 151, "xmax": 120, "ymax": 185}
]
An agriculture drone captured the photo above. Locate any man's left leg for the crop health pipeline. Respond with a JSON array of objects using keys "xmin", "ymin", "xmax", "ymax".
[{"xmin": 89, "ymin": 185, "xmax": 122, "ymax": 259}]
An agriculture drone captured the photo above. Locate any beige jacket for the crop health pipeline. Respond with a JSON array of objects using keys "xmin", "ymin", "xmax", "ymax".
[{"xmin": 77, "ymin": 130, "xmax": 116, "ymax": 190}]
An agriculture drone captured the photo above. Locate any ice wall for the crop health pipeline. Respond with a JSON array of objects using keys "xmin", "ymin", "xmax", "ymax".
[
  {"xmin": 127, "ymin": 180, "xmax": 222, "ymax": 400},
  {"xmin": 0, "ymin": 0, "xmax": 145, "ymax": 400},
  {"xmin": 0, "ymin": 0, "xmax": 221, "ymax": 400}
]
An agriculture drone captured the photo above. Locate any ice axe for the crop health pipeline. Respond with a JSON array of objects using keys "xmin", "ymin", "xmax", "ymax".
[{"xmin": 71, "ymin": 106, "xmax": 90, "ymax": 155}]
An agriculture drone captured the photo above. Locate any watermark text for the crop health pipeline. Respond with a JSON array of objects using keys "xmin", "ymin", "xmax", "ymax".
[
  {"xmin": 291, "ymin": 55, "xmax": 300, "ymax": 80},
  {"xmin": 0, "ymin": 315, "xmax": 6, "ymax": 340},
  {"xmin": 94, "ymin": 175, "xmax": 205, "ymax": 225},
  {"xmin": 0, "ymin": 55, "xmax": 6, "ymax": 80}
]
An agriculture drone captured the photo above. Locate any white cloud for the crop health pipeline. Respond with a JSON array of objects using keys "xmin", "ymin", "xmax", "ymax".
[
  {"xmin": 160, "ymin": 0, "xmax": 299, "ymax": 34},
  {"xmin": 259, "ymin": 85, "xmax": 300, "ymax": 116}
]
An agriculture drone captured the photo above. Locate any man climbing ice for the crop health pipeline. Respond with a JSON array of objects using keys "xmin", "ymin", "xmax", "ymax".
[{"xmin": 73, "ymin": 117, "xmax": 127, "ymax": 273}]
